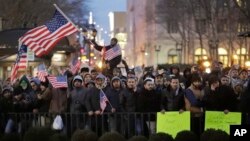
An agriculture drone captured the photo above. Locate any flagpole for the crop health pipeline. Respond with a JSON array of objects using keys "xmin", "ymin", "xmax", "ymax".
[
  {"xmin": 100, "ymin": 89, "xmax": 113, "ymax": 109},
  {"xmin": 53, "ymin": 4, "xmax": 81, "ymax": 32},
  {"xmin": 53, "ymin": 4, "xmax": 96, "ymax": 46}
]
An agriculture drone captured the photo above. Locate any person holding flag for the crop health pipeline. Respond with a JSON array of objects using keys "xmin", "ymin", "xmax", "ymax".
[
  {"xmin": 85, "ymin": 73, "xmax": 111, "ymax": 136},
  {"xmin": 91, "ymin": 37, "xmax": 122, "ymax": 76},
  {"xmin": 86, "ymin": 73, "xmax": 110, "ymax": 115}
]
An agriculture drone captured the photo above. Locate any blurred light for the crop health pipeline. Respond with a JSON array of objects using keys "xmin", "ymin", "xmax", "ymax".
[
  {"xmin": 80, "ymin": 48, "xmax": 84, "ymax": 54},
  {"xmin": 90, "ymin": 53, "xmax": 94, "ymax": 57},
  {"xmin": 203, "ymin": 61, "xmax": 211, "ymax": 68},
  {"xmin": 81, "ymin": 56, "xmax": 87, "ymax": 60},
  {"xmin": 203, "ymin": 56, "xmax": 208, "ymax": 60},
  {"xmin": 52, "ymin": 53, "xmax": 66, "ymax": 62},
  {"xmin": 205, "ymin": 68, "xmax": 211, "ymax": 73},
  {"xmin": 98, "ymin": 61, "xmax": 103, "ymax": 69},
  {"xmin": 245, "ymin": 60, "xmax": 250, "ymax": 68},
  {"xmin": 7, "ymin": 66, "xmax": 11, "ymax": 71},
  {"xmin": 94, "ymin": 57, "xmax": 97, "ymax": 60},
  {"xmin": 145, "ymin": 52, "xmax": 148, "ymax": 56},
  {"xmin": 233, "ymin": 55, "xmax": 238, "ymax": 59}
]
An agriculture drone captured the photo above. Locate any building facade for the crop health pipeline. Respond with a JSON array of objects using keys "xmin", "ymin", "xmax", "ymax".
[{"xmin": 126, "ymin": 0, "xmax": 250, "ymax": 68}]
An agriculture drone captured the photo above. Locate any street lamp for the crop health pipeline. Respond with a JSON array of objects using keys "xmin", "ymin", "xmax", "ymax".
[
  {"xmin": 208, "ymin": 39, "xmax": 219, "ymax": 61},
  {"xmin": 140, "ymin": 47, "xmax": 145, "ymax": 65},
  {"xmin": 82, "ymin": 28, "xmax": 97, "ymax": 66},
  {"xmin": 176, "ymin": 43, "xmax": 182, "ymax": 64},
  {"xmin": 155, "ymin": 45, "xmax": 161, "ymax": 65}
]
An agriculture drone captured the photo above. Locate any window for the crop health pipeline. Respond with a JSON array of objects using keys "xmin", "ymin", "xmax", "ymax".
[
  {"xmin": 194, "ymin": 48, "xmax": 208, "ymax": 63},
  {"xmin": 237, "ymin": 22, "xmax": 250, "ymax": 32},
  {"xmin": 218, "ymin": 48, "xmax": 228, "ymax": 66},
  {"xmin": 168, "ymin": 49, "xmax": 178, "ymax": 64},
  {"xmin": 236, "ymin": 47, "xmax": 247, "ymax": 66}
]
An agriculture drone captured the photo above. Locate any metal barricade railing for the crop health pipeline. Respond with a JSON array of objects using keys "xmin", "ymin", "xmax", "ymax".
[
  {"xmin": 0, "ymin": 112, "xmax": 249, "ymax": 139},
  {"xmin": 1, "ymin": 112, "xmax": 157, "ymax": 138}
]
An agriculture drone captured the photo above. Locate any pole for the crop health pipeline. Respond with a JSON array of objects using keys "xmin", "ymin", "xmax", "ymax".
[
  {"xmin": 100, "ymin": 89, "xmax": 113, "ymax": 109},
  {"xmin": 88, "ymin": 44, "xmax": 91, "ymax": 66},
  {"xmin": 157, "ymin": 51, "xmax": 159, "ymax": 65},
  {"xmin": 53, "ymin": 4, "xmax": 81, "ymax": 32}
]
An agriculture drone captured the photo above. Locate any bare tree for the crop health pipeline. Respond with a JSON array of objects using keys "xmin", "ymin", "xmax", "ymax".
[
  {"xmin": 232, "ymin": 0, "xmax": 250, "ymax": 21},
  {"xmin": 153, "ymin": 0, "xmax": 196, "ymax": 64},
  {"xmin": 154, "ymin": 0, "xmax": 249, "ymax": 65},
  {"xmin": 0, "ymin": 0, "xmax": 89, "ymax": 29}
]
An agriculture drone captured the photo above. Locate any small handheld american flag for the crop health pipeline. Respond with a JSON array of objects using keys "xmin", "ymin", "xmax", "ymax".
[
  {"xmin": 70, "ymin": 57, "xmax": 81, "ymax": 75},
  {"xmin": 47, "ymin": 75, "xmax": 68, "ymax": 88},
  {"xmin": 100, "ymin": 89, "xmax": 109, "ymax": 112},
  {"xmin": 37, "ymin": 64, "xmax": 48, "ymax": 82},
  {"xmin": 104, "ymin": 44, "xmax": 121, "ymax": 61}
]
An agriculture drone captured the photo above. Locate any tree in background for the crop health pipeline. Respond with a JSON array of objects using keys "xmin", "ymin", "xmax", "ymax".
[{"xmin": 0, "ymin": 0, "xmax": 89, "ymax": 29}]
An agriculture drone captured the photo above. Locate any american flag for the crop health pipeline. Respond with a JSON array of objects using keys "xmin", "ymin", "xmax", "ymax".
[
  {"xmin": 19, "ymin": 10, "xmax": 78, "ymax": 57},
  {"xmin": 104, "ymin": 44, "xmax": 121, "ymax": 61},
  {"xmin": 47, "ymin": 76, "xmax": 68, "ymax": 88},
  {"xmin": 10, "ymin": 45, "xmax": 28, "ymax": 83},
  {"xmin": 100, "ymin": 89, "xmax": 109, "ymax": 112},
  {"xmin": 70, "ymin": 57, "xmax": 81, "ymax": 75},
  {"xmin": 37, "ymin": 64, "xmax": 48, "ymax": 82}
]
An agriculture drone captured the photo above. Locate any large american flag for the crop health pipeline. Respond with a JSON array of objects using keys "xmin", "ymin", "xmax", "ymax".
[
  {"xmin": 19, "ymin": 10, "xmax": 78, "ymax": 57},
  {"xmin": 104, "ymin": 44, "xmax": 121, "ymax": 61},
  {"xmin": 47, "ymin": 76, "xmax": 68, "ymax": 88},
  {"xmin": 100, "ymin": 89, "xmax": 109, "ymax": 112},
  {"xmin": 10, "ymin": 45, "xmax": 28, "ymax": 83},
  {"xmin": 37, "ymin": 64, "xmax": 48, "ymax": 82},
  {"xmin": 70, "ymin": 57, "xmax": 81, "ymax": 75}
]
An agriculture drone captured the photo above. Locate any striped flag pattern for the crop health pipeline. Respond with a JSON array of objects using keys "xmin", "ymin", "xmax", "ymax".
[
  {"xmin": 19, "ymin": 10, "xmax": 78, "ymax": 57},
  {"xmin": 104, "ymin": 44, "xmax": 121, "ymax": 61},
  {"xmin": 70, "ymin": 57, "xmax": 81, "ymax": 75},
  {"xmin": 100, "ymin": 89, "xmax": 109, "ymax": 112},
  {"xmin": 10, "ymin": 45, "xmax": 28, "ymax": 83},
  {"xmin": 47, "ymin": 76, "xmax": 68, "ymax": 88},
  {"xmin": 37, "ymin": 64, "xmax": 48, "ymax": 82}
]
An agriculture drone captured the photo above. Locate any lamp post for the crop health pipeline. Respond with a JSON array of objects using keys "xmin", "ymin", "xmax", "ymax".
[
  {"xmin": 176, "ymin": 43, "xmax": 182, "ymax": 64},
  {"xmin": 82, "ymin": 28, "xmax": 97, "ymax": 66},
  {"xmin": 140, "ymin": 47, "xmax": 145, "ymax": 65},
  {"xmin": 155, "ymin": 45, "xmax": 161, "ymax": 65},
  {"xmin": 208, "ymin": 39, "xmax": 219, "ymax": 61}
]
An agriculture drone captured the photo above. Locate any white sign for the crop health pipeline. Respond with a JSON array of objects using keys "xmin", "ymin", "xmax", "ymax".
[{"xmin": 27, "ymin": 48, "xmax": 35, "ymax": 61}]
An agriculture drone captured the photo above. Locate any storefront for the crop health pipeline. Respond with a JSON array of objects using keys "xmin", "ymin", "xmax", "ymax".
[{"xmin": 0, "ymin": 28, "xmax": 76, "ymax": 80}]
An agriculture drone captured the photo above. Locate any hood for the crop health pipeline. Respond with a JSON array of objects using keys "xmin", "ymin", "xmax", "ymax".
[
  {"xmin": 96, "ymin": 73, "xmax": 106, "ymax": 80},
  {"xmin": 110, "ymin": 76, "xmax": 122, "ymax": 89},
  {"xmin": 2, "ymin": 85, "xmax": 13, "ymax": 94},
  {"xmin": 73, "ymin": 75, "xmax": 83, "ymax": 82},
  {"xmin": 30, "ymin": 77, "xmax": 41, "ymax": 86}
]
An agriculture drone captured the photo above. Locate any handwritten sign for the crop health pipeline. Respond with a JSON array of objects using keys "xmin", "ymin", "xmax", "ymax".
[
  {"xmin": 205, "ymin": 111, "xmax": 241, "ymax": 133},
  {"xmin": 157, "ymin": 111, "xmax": 190, "ymax": 137}
]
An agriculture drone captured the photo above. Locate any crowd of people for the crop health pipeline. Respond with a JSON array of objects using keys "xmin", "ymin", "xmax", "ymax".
[{"xmin": 0, "ymin": 59, "xmax": 250, "ymax": 140}]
